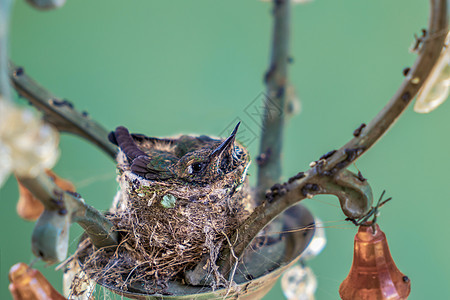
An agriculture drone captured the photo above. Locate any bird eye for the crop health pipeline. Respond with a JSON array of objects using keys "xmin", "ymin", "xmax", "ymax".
[
  {"xmin": 234, "ymin": 146, "xmax": 243, "ymax": 159},
  {"xmin": 189, "ymin": 162, "xmax": 204, "ymax": 174}
]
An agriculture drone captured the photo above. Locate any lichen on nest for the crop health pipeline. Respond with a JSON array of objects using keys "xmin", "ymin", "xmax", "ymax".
[{"xmin": 74, "ymin": 126, "xmax": 253, "ymax": 293}]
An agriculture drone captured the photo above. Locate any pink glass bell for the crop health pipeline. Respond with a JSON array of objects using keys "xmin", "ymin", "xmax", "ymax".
[{"xmin": 339, "ymin": 224, "xmax": 411, "ymax": 300}]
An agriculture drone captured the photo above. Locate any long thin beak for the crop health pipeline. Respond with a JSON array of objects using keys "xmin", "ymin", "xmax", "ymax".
[{"xmin": 210, "ymin": 122, "xmax": 240, "ymax": 158}]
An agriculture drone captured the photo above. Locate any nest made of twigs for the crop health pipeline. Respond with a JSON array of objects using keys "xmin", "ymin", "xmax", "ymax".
[{"xmin": 74, "ymin": 152, "xmax": 252, "ymax": 294}]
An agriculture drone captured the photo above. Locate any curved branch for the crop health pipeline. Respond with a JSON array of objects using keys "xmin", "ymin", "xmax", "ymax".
[
  {"xmin": 219, "ymin": 0, "xmax": 448, "ymax": 277},
  {"xmin": 18, "ymin": 172, "xmax": 118, "ymax": 263},
  {"xmin": 324, "ymin": 1, "xmax": 448, "ymax": 172},
  {"xmin": 8, "ymin": 62, "xmax": 117, "ymax": 159}
]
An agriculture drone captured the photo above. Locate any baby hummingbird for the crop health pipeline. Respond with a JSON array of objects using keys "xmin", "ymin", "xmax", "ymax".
[
  {"xmin": 108, "ymin": 123, "xmax": 250, "ymax": 187},
  {"xmin": 78, "ymin": 124, "xmax": 253, "ymax": 291}
]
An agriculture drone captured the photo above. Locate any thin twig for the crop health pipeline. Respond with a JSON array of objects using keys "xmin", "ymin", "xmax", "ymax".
[
  {"xmin": 8, "ymin": 62, "xmax": 117, "ymax": 159},
  {"xmin": 218, "ymin": 0, "xmax": 448, "ymax": 276},
  {"xmin": 222, "ymin": 231, "xmax": 238, "ymax": 299},
  {"xmin": 256, "ymin": 0, "xmax": 291, "ymax": 202}
]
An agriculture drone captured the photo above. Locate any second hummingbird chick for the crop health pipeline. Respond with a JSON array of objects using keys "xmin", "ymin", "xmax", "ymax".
[{"xmin": 108, "ymin": 122, "xmax": 250, "ymax": 187}]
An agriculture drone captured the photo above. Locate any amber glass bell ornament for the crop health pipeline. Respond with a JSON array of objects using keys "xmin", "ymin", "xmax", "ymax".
[
  {"xmin": 9, "ymin": 262, "xmax": 66, "ymax": 300},
  {"xmin": 339, "ymin": 224, "xmax": 411, "ymax": 300}
]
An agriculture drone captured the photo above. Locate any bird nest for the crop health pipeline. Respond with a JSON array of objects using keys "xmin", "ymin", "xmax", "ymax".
[{"xmin": 74, "ymin": 152, "xmax": 252, "ymax": 294}]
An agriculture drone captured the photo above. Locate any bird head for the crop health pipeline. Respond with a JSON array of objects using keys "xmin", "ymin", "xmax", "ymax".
[{"xmin": 173, "ymin": 123, "xmax": 249, "ymax": 184}]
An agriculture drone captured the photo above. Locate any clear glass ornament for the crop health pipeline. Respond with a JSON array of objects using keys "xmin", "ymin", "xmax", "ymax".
[
  {"xmin": 414, "ymin": 31, "xmax": 450, "ymax": 113},
  {"xmin": 281, "ymin": 264, "xmax": 317, "ymax": 300},
  {"xmin": 302, "ymin": 218, "xmax": 326, "ymax": 260},
  {"xmin": 0, "ymin": 98, "xmax": 59, "ymax": 186}
]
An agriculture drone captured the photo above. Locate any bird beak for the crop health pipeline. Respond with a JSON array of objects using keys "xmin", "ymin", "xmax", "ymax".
[{"xmin": 210, "ymin": 122, "xmax": 240, "ymax": 158}]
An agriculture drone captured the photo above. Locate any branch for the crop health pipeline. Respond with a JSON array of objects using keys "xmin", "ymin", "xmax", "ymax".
[
  {"xmin": 256, "ymin": 0, "xmax": 291, "ymax": 202},
  {"xmin": 18, "ymin": 172, "xmax": 119, "ymax": 264},
  {"xmin": 8, "ymin": 62, "xmax": 117, "ymax": 159},
  {"xmin": 219, "ymin": 0, "xmax": 448, "ymax": 277}
]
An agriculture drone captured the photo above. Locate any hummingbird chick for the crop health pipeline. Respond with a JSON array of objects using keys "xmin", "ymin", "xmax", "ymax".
[
  {"xmin": 80, "ymin": 124, "xmax": 253, "ymax": 290},
  {"xmin": 108, "ymin": 123, "xmax": 250, "ymax": 186}
]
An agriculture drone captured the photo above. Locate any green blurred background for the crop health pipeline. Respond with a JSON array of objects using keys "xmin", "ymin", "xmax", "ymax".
[{"xmin": 1, "ymin": 0, "xmax": 449, "ymax": 299}]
